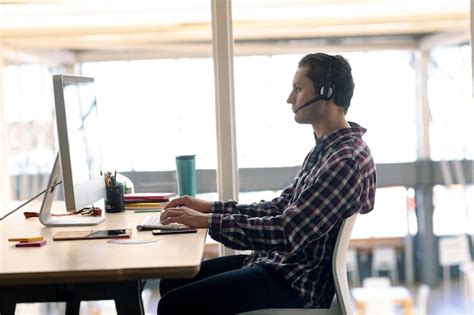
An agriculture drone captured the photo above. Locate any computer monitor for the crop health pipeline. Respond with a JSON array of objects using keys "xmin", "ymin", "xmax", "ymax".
[{"xmin": 39, "ymin": 75, "xmax": 105, "ymax": 226}]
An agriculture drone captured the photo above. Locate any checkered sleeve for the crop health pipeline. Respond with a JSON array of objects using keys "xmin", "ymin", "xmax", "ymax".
[
  {"xmin": 210, "ymin": 184, "xmax": 295, "ymax": 217},
  {"xmin": 208, "ymin": 158, "xmax": 363, "ymax": 252}
]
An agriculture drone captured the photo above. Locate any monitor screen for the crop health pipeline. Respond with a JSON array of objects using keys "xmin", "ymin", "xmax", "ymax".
[{"xmin": 53, "ymin": 75, "xmax": 105, "ymax": 211}]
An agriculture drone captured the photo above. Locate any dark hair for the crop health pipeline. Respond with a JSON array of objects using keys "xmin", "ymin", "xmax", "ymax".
[{"xmin": 298, "ymin": 53, "xmax": 354, "ymax": 113}]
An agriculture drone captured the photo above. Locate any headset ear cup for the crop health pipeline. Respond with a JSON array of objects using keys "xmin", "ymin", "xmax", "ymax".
[
  {"xmin": 326, "ymin": 85, "xmax": 334, "ymax": 99},
  {"xmin": 319, "ymin": 85, "xmax": 326, "ymax": 98},
  {"xmin": 319, "ymin": 84, "xmax": 334, "ymax": 100}
]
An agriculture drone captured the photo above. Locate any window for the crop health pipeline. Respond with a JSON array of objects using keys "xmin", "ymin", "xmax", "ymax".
[
  {"xmin": 346, "ymin": 50, "xmax": 417, "ymax": 164},
  {"xmin": 3, "ymin": 64, "xmax": 57, "ymax": 176},
  {"xmin": 234, "ymin": 54, "xmax": 314, "ymax": 168},
  {"xmin": 428, "ymin": 45, "xmax": 473, "ymax": 161},
  {"xmin": 433, "ymin": 184, "xmax": 474, "ymax": 236},
  {"xmin": 352, "ymin": 186, "xmax": 411, "ymax": 238},
  {"xmin": 81, "ymin": 58, "xmax": 217, "ymax": 172}
]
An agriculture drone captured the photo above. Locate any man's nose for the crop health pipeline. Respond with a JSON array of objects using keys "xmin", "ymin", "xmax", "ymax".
[{"xmin": 286, "ymin": 93, "xmax": 293, "ymax": 104}]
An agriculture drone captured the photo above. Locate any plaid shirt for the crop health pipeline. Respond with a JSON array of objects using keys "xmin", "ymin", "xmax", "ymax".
[{"xmin": 208, "ymin": 122, "xmax": 376, "ymax": 308}]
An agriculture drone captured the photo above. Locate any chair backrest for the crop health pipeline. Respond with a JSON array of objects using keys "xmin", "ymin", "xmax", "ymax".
[
  {"xmin": 438, "ymin": 235, "xmax": 471, "ymax": 267},
  {"xmin": 333, "ymin": 212, "xmax": 358, "ymax": 315},
  {"xmin": 364, "ymin": 295, "xmax": 396, "ymax": 315},
  {"xmin": 372, "ymin": 246, "xmax": 397, "ymax": 269},
  {"xmin": 362, "ymin": 277, "xmax": 391, "ymax": 288}
]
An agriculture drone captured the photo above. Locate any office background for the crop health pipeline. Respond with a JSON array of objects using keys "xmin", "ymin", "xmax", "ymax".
[{"xmin": 0, "ymin": 0, "xmax": 473, "ymax": 292}]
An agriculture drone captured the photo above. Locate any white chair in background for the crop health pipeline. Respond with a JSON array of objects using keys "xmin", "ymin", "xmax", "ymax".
[
  {"xmin": 364, "ymin": 295, "xmax": 396, "ymax": 315},
  {"xmin": 438, "ymin": 235, "xmax": 471, "ymax": 300},
  {"xmin": 412, "ymin": 284, "xmax": 430, "ymax": 315},
  {"xmin": 238, "ymin": 213, "xmax": 359, "ymax": 315},
  {"xmin": 351, "ymin": 281, "xmax": 413, "ymax": 315},
  {"xmin": 358, "ymin": 277, "xmax": 396, "ymax": 315},
  {"xmin": 371, "ymin": 246, "xmax": 399, "ymax": 284},
  {"xmin": 346, "ymin": 249, "xmax": 360, "ymax": 286},
  {"xmin": 362, "ymin": 277, "xmax": 391, "ymax": 288}
]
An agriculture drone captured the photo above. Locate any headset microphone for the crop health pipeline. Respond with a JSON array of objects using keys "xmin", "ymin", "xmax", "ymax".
[{"xmin": 293, "ymin": 95, "xmax": 325, "ymax": 113}]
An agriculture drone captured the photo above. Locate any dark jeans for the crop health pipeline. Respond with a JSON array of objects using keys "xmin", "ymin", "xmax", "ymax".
[{"xmin": 158, "ymin": 255, "xmax": 305, "ymax": 315}]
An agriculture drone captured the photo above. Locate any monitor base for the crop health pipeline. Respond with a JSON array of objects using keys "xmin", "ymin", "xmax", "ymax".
[
  {"xmin": 39, "ymin": 153, "xmax": 106, "ymax": 227},
  {"xmin": 40, "ymin": 215, "xmax": 105, "ymax": 227}
]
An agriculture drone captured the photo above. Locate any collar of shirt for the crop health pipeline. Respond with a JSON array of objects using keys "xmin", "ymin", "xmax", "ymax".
[{"xmin": 313, "ymin": 121, "xmax": 367, "ymax": 152}]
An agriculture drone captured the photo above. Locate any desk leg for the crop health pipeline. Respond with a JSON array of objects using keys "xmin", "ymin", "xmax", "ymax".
[
  {"xmin": 65, "ymin": 301, "xmax": 81, "ymax": 315},
  {"xmin": 0, "ymin": 301, "xmax": 15, "ymax": 315},
  {"xmin": 355, "ymin": 300, "xmax": 365, "ymax": 315},
  {"xmin": 401, "ymin": 299, "xmax": 413, "ymax": 315},
  {"xmin": 114, "ymin": 280, "xmax": 144, "ymax": 315},
  {"xmin": 0, "ymin": 280, "xmax": 144, "ymax": 315}
]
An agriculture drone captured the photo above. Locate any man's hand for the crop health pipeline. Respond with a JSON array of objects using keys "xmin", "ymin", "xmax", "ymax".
[
  {"xmin": 160, "ymin": 206, "xmax": 210, "ymax": 228},
  {"xmin": 165, "ymin": 195, "xmax": 212, "ymax": 213}
]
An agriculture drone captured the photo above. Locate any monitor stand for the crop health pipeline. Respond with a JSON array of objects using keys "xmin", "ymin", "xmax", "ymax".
[{"xmin": 39, "ymin": 153, "xmax": 105, "ymax": 227}]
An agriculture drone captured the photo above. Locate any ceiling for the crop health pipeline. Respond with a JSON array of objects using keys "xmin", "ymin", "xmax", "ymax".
[{"xmin": 0, "ymin": 0, "xmax": 470, "ymax": 64}]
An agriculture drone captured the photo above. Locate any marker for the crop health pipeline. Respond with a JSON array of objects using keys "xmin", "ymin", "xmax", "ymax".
[{"xmin": 15, "ymin": 240, "xmax": 47, "ymax": 247}]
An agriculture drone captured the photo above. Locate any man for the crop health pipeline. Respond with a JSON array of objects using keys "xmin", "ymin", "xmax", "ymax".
[{"xmin": 158, "ymin": 53, "xmax": 376, "ymax": 315}]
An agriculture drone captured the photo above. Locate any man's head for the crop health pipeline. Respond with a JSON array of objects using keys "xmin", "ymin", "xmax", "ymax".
[{"xmin": 296, "ymin": 53, "xmax": 354, "ymax": 113}]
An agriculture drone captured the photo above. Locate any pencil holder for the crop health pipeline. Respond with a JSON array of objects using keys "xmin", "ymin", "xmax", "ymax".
[{"xmin": 105, "ymin": 184, "xmax": 125, "ymax": 213}]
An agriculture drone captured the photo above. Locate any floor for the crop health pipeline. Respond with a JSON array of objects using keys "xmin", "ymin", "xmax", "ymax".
[
  {"xmin": 426, "ymin": 280, "xmax": 469, "ymax": 315},
  {"xmin": 11, "ymin": 279, "xmax": 471, "ymax": 315}
]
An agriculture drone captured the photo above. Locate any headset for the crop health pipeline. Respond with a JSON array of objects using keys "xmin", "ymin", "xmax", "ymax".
[{"xmin": 294, "ymin": 55, "xmax": 335, "ymax": 113}]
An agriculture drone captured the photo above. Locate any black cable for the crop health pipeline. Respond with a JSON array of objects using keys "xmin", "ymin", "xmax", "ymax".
[{"xmin": 0, "ymin": 180, "xmax": 62, "ymax": 221}]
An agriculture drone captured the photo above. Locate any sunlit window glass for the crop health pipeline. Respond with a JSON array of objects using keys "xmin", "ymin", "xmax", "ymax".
[
  {"xmin": 81, "ymin": 58, "xmax": 217, "ymax": 172},
  {"xmin": 428, "ymin": 45, "xmax": 473, "ymax": 161},
  {"xmin": 346, "ymin": 50, "xmax": 417, "ymax": 164},
  {"xmin": 352, "ymin": 186, "xmax": 411, "ymax": 238},
  {"xmin": 3, "ymin": 64, "xmax": 56, "ymax": 176},
  {"xmin": 433, "ymin": 184, "xmax": 474, "ymax": 236}
]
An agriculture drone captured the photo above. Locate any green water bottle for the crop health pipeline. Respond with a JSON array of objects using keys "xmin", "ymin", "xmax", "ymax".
[{"xmin": 175, "ymin": 155, "xmax": 196, "ymax": 197}]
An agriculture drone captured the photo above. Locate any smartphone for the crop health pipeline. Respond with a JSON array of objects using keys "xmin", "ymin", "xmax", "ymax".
[
  {"xmin": 152, "ymin": 228, "xmax": 197, "ymax": 235},
  {"xmin": 88, "ymin": 229, "xmax": 130, "ymax": 238}
]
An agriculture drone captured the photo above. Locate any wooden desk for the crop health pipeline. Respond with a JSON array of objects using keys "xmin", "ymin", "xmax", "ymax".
[
  {"xmin": 351, "ymin": 286, "xmax": 413, "ymax": 315},
  {"xmin": 0, "ymin": 210, "xmax": 207, "ymax": 314},
  {"xmin": 350, "ymin": 237, "xmax": 404, "ymax": 254}
]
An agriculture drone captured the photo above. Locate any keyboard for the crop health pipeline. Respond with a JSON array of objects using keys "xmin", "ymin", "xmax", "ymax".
[{"xmin": 137, "ymin": 215, "xmax": 191, "ymax": 231}]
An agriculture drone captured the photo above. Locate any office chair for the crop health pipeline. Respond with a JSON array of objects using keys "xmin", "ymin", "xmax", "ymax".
[
  {"xmin": 371, "ymin": 246, "xmax": 399, "ymax": 284},
  {"xmin": 364, "ymin": 294, "xmax": 396, "ymax": 315},
  {"xmin": 438, "ymin": 235, "xmax": 471, "ymax": 300},
  {"xmin": 238, "ymin": 213, "xmax": 358, "ymax": 315},
  {"xmin": 362, "ymin": 276, "xmax": 391, "ymax": 288}
]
